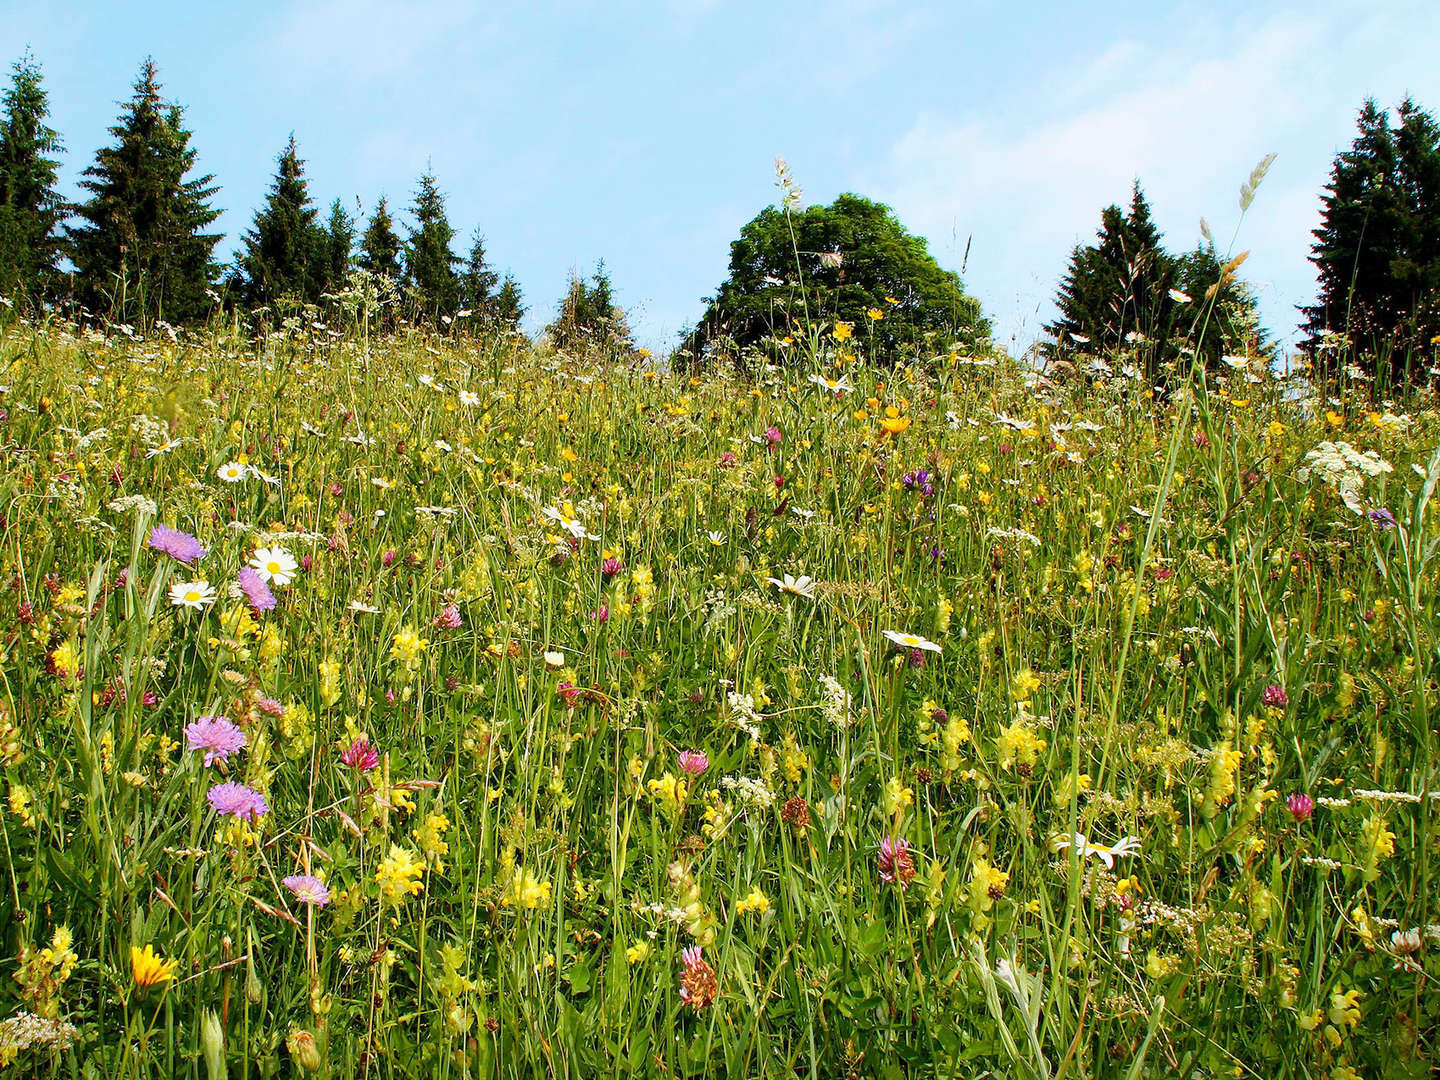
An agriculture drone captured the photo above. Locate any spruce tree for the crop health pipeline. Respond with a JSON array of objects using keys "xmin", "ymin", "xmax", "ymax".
[
  {"xmin": 357, "ymin": 197, "xmax": 401, "ymax": 280},
  {"xmin": 547, "ymin": 260, "xmax": 632, "ymax": 353},
  {"xmin": 320, "ymin": 198, "xmax": 355, "ymax": 295},
  {"xmin": 237, "ymin": 135, "xmax": 324, "ymax": 305},
  {"xmin": 68, "ymin": 59, "xmax": 221, "ymax": 324},
  {"xmin": 458, "ymin": 226, "xmax": 498, "ymax": 323},
  {"xmin": 0, "ymin": 53, "xmax": 65, "ymax": 310},
  {"xmin": 403, "ymin": 170, "xmax": 459, "ymax": 320},
  {"xmin": 1303, "ymin": 97, "xmax": 1440, "ymax": 379},
  {"xmin": 493, "ymin": 273, "xmax": 525, "ymax": 334}
]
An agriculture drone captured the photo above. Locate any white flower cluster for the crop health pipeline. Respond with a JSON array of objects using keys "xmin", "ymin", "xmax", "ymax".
[
  {"xmin": 1296, "ymin": 440, "xmax": 1393, "ymax": 514},
  {"xmin": 818, "ymin": 674, "xmax": 853, "ymax": 730},
  {"xmin": 720, "ymin": 774, "xmax": 775, "ymax": 812},
  {"xmin": 725, "ymin": 691, "xmax": 763, "ymax": 741}
]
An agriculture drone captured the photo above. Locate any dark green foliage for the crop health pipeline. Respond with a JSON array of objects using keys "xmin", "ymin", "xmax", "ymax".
[
  {"xmin": 320, "ymin": 198, "xmax": 355, "ymax": 296},
  {"xmin": 237, "ymin": 135, "xmax": 325, "ymax": 306},
  {"xmin": 1302, "ymin": 98, "xmax": 1440, "ymax": 381},
  {"xmin": 458, "ymin": 226, "xmax": 498, "ymax": 324},
  {"xmin": 67, "ymin": 59, "xmax": 222, "ymax": 324},
  {"xmin": 547, "ymin": 260, "xmax": 631, "ymax": 353},
  {"xmin": 492, "ymin": 273, "xmax": 526, "ymax": 335},
  {"xmin": 1048, "ymin": 182, "xmax": 1265, "ymax": 379},
  {"xmin": 358, "ymin": 197, "xmax": 402, "ymax": 280},
  {"xmin": 0, "ymin": 53, "xmax": 65, "ymax": 311},
  {"xmin": 682, "ymin": 193, "xmax": 988, "ymax": 368},
  {"xmin": 403, "ymin": 170, "xmax": 459, "ymax": 321}
]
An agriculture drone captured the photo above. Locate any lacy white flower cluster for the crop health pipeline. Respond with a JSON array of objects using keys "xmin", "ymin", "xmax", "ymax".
[
  {"xmin": 1296, "ymin": 440, "xmax": 1392, "ymax": 514},
  {"xmin": 720, "ymin": 774, "xmax": 775, "ymax": 812},
  {"xmin": 818, "ymin": 674, "xmax": 853, "ymax": 730},
  {"xmin": 725, "ymin": 692, "xmax": 763, "ymax": 741}
]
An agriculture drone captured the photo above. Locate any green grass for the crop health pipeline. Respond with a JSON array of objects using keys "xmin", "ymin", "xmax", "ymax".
[{"xmin": 0, "ymin": 316, "xmax": 1436, "ymax": 1078}]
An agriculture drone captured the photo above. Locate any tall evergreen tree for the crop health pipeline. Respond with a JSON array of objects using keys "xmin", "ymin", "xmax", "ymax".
[
  {"xmin": 0, "ymin": 53, "xmax": 64, "ymax": 310},
  {"xmin": 1303, "ymin": 97, "xmax": 1440, "ymax": 379},
  {"xmin": 403, "ymin": 170, "xmax": 459, "ymax": 319},
  {"xmin": 237, "ymin": 135, "xmax": 324, "ymax": 305},
  {"xmin": 357, "ymin": 196, "xmax": 401, "ymax": 280},
  {"xmin": 68, "ymin": 59, "xmax": 221, "ymax": 324},
  {"xmin": 547, "ymin": 260, "xmax": 632, "ymax": 353},
  {"xmin": 493, "ymin": 273, "xmax": 526, "ymax": 334},
  {"xmin": 458, "ymin": 226, "xmax": 498, "ymax": 322},
  {"xmin": 320, "ymin": 198, "xmax": 355, "ymax": 295}
]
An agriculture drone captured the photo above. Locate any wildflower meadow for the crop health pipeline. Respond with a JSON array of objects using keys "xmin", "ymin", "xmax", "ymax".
[{"xmin": 0, "ymin": 304, "xmax": 1437, "ymax": 1078}]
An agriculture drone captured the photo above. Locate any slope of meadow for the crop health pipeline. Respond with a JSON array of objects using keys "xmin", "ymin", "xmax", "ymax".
[{"xmin": 0, "ymin": 320, "xmax": 1437, "ymax": 1078}]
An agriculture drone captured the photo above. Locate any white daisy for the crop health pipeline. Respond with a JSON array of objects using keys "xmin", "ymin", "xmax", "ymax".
[
  {"xmin": 881, "ymin": 629, "xmax": 941, "ymax": 653},
  {"xmin": 766, "ymin": 573, "xmax": 816, "ymax": 599},
  {"xmin": 216, "ymin": 461, "xmax": 247, "ymax": 483},
  {"xmin": 250, "ymin": 545, "xmax": 299, "ymax": 587},
  {"xmin": 169, "ymin": 580, "xmax": 217, "ymax": 610},
  {"xmin": 1048, "ymin": 832, "xmax": 1141, "ymax": 869}
]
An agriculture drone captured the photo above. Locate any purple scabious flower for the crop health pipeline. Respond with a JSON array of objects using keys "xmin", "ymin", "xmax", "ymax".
[
  {"xmin": 147, "ymin": 525, "xmax": 207, "ymax": 564},
  {"xmin": 185, "ymin": 715, "xmax": 247, "ymax": 767},
  {"xmin": 282, "ymin": 874, "xmax": 331, "ymax": 906},
  {"xmin": 207, "ymin": 781, "xmax": 269, "ymax": 822},
  {"xmin": 1368, "ymin": 508, "xmax": 1397, "ymax": 529},
  {"xmin": 237, "ymin": 567, "xmax": 276, "ymax": 612}
]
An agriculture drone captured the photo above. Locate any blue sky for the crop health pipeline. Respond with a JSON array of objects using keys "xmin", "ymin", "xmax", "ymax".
[{"xmin": 5, "ymin": 0, "xmax": 1439, "ymax": 353}]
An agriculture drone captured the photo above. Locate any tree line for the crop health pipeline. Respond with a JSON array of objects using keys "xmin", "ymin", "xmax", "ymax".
[{"xmin": 2, "ymin": 52, "xmax": 1438, "ymax": 387}]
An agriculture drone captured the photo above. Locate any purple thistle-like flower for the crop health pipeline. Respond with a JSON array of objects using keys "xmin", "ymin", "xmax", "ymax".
[
  {"xmin": 207, "ymin": 781, "xmax": 269, "ymax": 822},
  {"xmin": 1368, "ymin": 508, "xmax": 1398, "ymax": 530},
  {"xmin": 237, "ymin": 567, "xmax": 276, "ymax": 612},
  {"xmin": 185, "ymin": 716, "xmax": 247, "ymax": 767},
  {"xmin": 282, "ymin": 874, "xmax": 331, "ymax": 906},
  {"xmin": 147, "ymin": 525, "xmax": 207, "ymax": 564}
]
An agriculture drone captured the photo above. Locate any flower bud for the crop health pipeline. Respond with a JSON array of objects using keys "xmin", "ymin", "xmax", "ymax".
[{"xmin": 287, "ymin": 1028, "xmax": 323, "ymax": 1073}]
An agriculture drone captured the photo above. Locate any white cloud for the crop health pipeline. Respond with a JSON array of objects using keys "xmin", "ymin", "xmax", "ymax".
[{"xmin": 868, "ymin": 4, "xmax": 1440, "ymax": 352}]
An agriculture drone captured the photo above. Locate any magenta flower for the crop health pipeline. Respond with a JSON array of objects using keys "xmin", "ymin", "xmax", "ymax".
[
  {"xmin": 282, "ymin": 874, "xmax": 331, "ymax": 906},
  {"xmin": 255, "ymin": 696, "xmax": 284, "ymax": 717},
  {"xmin": 340, "ymin": 737, "xmax": 379, "ymax": 771},
  {"xmin": 601, "ymin": 557, "xmax": 624, "ymax": 577},
  {"xmin": 185, "ymin": 716, "xmax": 247, "ymax": 767},
  {"xmin": 1262, "ymin": 684, "xmax": 1289, "ymax": 708},
  {"xmin": 877, "ymin": 836, "xmax": 916, "ymax": 888},
  {"xmin": 207, "ymin": 781, "xmax": 269, "ymax": 822},
  {"xmin": 237, "ymin": 567, "xmax": 276, "ymax": 612},
  {"xmin": 147, "ymin": 525, "xmax": 207, "ymax": 564},
  {"xmin": 433, "ymin": 603, "xmax": 462, "ymax": 629},
  {"xmin": 678, "ymin": 750, "xmax": 709, "ymax": 777},
  {"xmin": 764, "ymin": 425, "xmax": 782, "ymax": 447},
  {"xmin": 1286, "ymin": 793, "xmax": 1315, "ymax": 824}
]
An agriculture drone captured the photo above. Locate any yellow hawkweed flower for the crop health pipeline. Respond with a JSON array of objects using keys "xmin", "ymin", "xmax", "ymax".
[{"xmin": 131, "ymin": 945, "xmax": 178, "ymax": 988}]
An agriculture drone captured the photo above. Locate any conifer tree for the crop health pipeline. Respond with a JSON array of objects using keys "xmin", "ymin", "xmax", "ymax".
[
  {"xmin": 237, "ymin": 135, "xmax": 324, "ymax": 305},
  {"xmin": 357, "ymin": 196, "xmax": 401, "ymax": 281},
  {"xmin": 68, "ymin": 59, "xmax": 221, "ymax": 324},
  {"xmin": 403, "ymin": 170, "xmax": 459, "ymax": 320},
  {"xmin": 458, "ymin": 226, "xmax": 498, "ymax": 322},
  {"xmin": 547, "ymin": 260, "xmax": 632, "ymax": 353},
  {"xmin": 1303, "ymin": 97, "xmax": 1440, "ymax": 379},
  {"xmin": 0, "ymin": 53, "xmax": 65, "ymax": 310},
  {"xmin": 320, "ymin": 198, "xmax": 355, "ymax": 295},
  {"xmin": 493, "ymin": 273, "xmax": 526, "ymax": 334}
]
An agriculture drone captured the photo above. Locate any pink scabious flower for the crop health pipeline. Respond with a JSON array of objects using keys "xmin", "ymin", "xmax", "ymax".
[
  {"xmin": 1262, "ymin": 684, "xmax": 1289, "ymax": 708},
  {"xmin": 877, "ymin": 836, "xmax": 916, "ymax": 888},
  {"xmin": 678, "ymin": 750, "xmax": 709, "ymax": 777},
  {"xmin": 433, "ymin": 603, "xmax": 462, "ymax": 630},
  {"xmin": 282, "ymin": 874, "xmax": 331, "ymax": 906},
  {"xmin": 207, "ymin": 781, "xmax": 269, "ymax": 822},
  {"xmin": 1286, "ymin": 793, "xmax": 1315, "ymax": 824},
  {"xmin": 147, "ymin": 525, "xmax": 207, "ymax": 564},
  {"xmin": 184, "ymin": 716, "xmax": 247, "ymax": 767},
  {"xmin": 340, "ymin": 737, "xmax": 379, "ymax": 771},
  {"xmin": 237, "ymin": 567, "xmax": 276, "ymax": 612}
]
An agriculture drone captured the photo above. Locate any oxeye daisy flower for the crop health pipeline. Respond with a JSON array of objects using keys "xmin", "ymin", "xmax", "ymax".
[
  {"xmin": 216, "ymin": 461, "xmax": 247, "ymax": 483},
  {"xmin": 250, "ymin": 545, "xmax": 298, "ymax": 586},
  {"xmin": 882, "ymin": 629, "xmax": 940, "ymax": 654},
  {"xmin": 282, "ymin": 874, "xmax": 331, "ymax": 906},
  {"xmin": 767, "ymin": 573, "xmax": 816, "ymax": 599},
  {"xmin": 1048, "ymin": 832, "xmax": 1141, "ymax": 869},
  {"xmin": 147, "ymin": 525, "xmax": 206, "ymax": 564},
  {"xmin": 184, "ymin": 716, "xmax": 247, "ymax": 767},
  {"xmin": 207, "ymin": 781, "xmax": 269, "ymax": 822},
  {"xmin": 169, "ymin": 580, "xmax": 216, "ymax": 610},
  {"xmin": 807, "ymin": 373, "xmax": 855, "ymax": 395}
]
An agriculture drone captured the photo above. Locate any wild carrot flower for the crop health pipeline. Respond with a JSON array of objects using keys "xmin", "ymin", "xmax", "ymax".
[
  {"xmin": 282, "ymin": 875, "xmax": 331, "ymax": 906},
  {"xmin": 130, "ymin": 945, "xmax": 177, "ymax": 988},
  {"xmin": 147, "ymin": 525, "xmax": 206, "ymax": 564},
  {"xmin": 184, "ymin": 716, "xmax": 247, "ymax": 767},
  {"xmin": 678, "ymin": 750, "xmax": 708, "ymax": 776},
  {"xmin": 237, "ymin": 566, "xmax": 276, "ymax": 612},
  {"xmin": 207, "ymin": 782, "xmax": 269, "ymax": 822},
  {"xmin": 678, "ymin": 946, "xmax": 718, "ymax": 1010},
  {"xmin": 878, "ymin": 836, "xmax": 916, "ymax": 888},
  {"xmin": 341, "ymin": 737, "xmax": 379, "ymax": 771}
]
